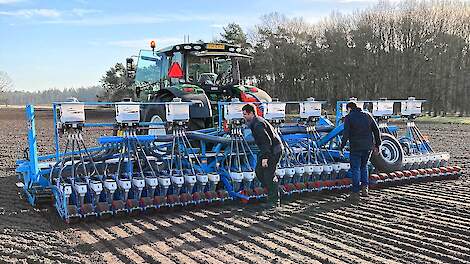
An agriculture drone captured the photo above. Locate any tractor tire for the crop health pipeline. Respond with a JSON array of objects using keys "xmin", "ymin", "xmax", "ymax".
[
  {"xmin": 371, "ymin": 133, "xmax": 404, "ymax": 173},
  {"xmin": 143, "ymin": 93, "xmax": 173, "ymax": 135}
]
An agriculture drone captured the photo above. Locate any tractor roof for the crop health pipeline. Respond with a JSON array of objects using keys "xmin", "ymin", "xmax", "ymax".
[{"xmin": 157, "ymin": 42, "xmax": 250, "ymax": 58}]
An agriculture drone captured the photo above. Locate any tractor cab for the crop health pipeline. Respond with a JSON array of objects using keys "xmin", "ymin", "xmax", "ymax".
[
  {"xmin": 128, "ymin": 42, "xmax": 271, "ymax": 129},
  {"xmin": 185, "ymin": 47, "xmax": 250, "ymax": 98},
  {"xmin": 131, "ymin": 42, "xmax": 269, "ymax": 102}
]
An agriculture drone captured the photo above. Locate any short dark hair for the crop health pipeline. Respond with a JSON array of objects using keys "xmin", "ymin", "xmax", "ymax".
[
  {"xmin": 346, "ymin": 102, "xmax": 357, "ymax": 110},
  {"xmin": 242, "ymin": 103, "xmax": 256, "ymax": 114}
]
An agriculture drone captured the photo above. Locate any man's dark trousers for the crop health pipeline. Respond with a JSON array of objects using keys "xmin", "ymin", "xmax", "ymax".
[
  {"xmin": 255, "ymin": 151, "xmax": 282, "ymax": 204},
  {"xmin": 350, "ymin": 150, "xmax": 371, "ymax": 193}
]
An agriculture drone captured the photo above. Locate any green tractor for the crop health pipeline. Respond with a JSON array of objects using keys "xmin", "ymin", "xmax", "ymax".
[{"xmin": 126, "ymin": 42, "xmax": 272, "ymax": 131}]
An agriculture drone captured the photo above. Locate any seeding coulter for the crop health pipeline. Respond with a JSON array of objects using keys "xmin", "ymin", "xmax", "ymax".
[{"xmin": 16, "ymin": 97, "xmax": 461, "ymax": 223}]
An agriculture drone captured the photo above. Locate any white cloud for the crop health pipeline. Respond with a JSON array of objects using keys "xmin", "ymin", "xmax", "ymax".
[
  {"xmin": 89, "ymin": 37, "xmax": 182, "ymax": 49},
  {"xmin": 41, "ymin": 13, "xmax": 259, "ymax": 27},
  {"xmin": 0, "ymin": 0, "xmax": 25, "ymax": 4},
  {"xmin": 299, "ymin": 0, "xmax": 401, "ymax": 3},
  {"xmin": 0, "ymin": 9, "xmax": 61, "ymax": 18},
  {"xmin": 71, "ymin": 8, "xmax": 101, "ymax": 17},
  {"xmin": 210, "ymin": 24, "xmax": 226, "ymax": 28},
  {"xmin": 107, "ymin": 37, "xmax": 182, "ymax": 49},
  {"xmin": 45, "ymin": 15, "xmax": 166, "ymax": 26},
  {"xmin": 338, "ymin": 0, "xmax": 400, "ymax": 2}
]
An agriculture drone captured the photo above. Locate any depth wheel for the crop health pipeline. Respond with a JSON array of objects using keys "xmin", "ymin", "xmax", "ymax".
[{"xmin": 371, "ymin": 133, "xmax": 404, "ymax": 173}]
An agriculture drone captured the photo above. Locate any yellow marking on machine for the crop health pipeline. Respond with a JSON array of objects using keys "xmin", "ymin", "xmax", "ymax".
[{"xmin": 206, "ymin": 43, "xmax": 225, "ymax": 50}]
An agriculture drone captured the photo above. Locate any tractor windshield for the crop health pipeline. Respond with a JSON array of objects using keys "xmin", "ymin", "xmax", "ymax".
[{"xmin": 187, "ymin": 54, "xmax": 237, "ymax": 86}]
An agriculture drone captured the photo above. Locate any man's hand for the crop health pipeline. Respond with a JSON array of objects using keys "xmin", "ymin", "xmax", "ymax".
[{"xmin": 261, "ymin": 159, "xmax": 268, "ymax": 168}]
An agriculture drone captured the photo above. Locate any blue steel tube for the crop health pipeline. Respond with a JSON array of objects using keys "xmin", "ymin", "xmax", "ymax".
[
  {"xmin": 53, "ymin": 104, "xmax": 60, "ymax": 162},
  {"xmin": 26, "ymin": 105, "xmax": 40, "ymax": 184}
]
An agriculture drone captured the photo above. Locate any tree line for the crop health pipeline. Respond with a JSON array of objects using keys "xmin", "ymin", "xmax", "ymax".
[
  {"xmin": 2, "ymin": 0, "xmax": 469, "ymax": 116},
  {"xmin": 224, "ymin": 0, "xmax": 470, "ymax": 116},
  {"xmin": 2, "ymin": 86, "xmax": 102, "ymax": 106}
]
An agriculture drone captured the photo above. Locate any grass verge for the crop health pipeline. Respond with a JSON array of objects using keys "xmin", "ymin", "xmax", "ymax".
[{"xmin": 416, "ymin": 116, "xmax": 470, "ymax": 125}]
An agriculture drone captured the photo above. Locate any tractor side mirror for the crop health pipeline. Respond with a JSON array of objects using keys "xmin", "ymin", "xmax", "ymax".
[
  {"xmin": 126, "ymin": 58, "xmax": 136, "ymax": 79},
  {"xmin": 135, "ymin": 86, "xmax": 141, "ymax": 98}
]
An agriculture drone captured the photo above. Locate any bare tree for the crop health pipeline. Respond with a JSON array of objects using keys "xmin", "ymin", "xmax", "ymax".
[
  {"xmin": 0, "ymin": 71, "xmax": 13, "ymax": 106},
  {"xmin": 243, "ymin": 0, "xmax": 470, "ymax": 115},
  {"xmin": 0, "ymin": 71, "xmax": 13, "ymax": 92}
]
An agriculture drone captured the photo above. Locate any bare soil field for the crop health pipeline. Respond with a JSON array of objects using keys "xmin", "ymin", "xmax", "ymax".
[{"xmin": 0, "ymin": 108, "xmax": 469, "ymax": 264}]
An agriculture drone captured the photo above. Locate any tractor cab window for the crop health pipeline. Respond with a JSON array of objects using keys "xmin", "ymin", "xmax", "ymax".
[
  {"xmin": 135, "ymin": 50, "xmax": 162, "ymax": 89},
  {"xmin": 214, "ymin": 58, "xmax": 232, "ymax": 85},
  {"xmin": 170, "ymin": 52, "xmax": 183, "ymax": 65},
  {"xmin": 187, "ymin": 56, "xmax": 212, "ymax": 84},
  {"xmin": 187, "ymin": 55, "xmax": 233, "ymax": 86},
  {"xmin": 166, "ymin": 52, "xmax": 183, "ymax": 84}
]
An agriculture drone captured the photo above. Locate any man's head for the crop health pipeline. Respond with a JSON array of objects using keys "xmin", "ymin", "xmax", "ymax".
[
  {"xmin": 242, "ymin": 103, "xmax": 257, "ymax": 122},
  {"xmin": 345, "ymin": 101, "xmax": 357, "ymax": 113}
]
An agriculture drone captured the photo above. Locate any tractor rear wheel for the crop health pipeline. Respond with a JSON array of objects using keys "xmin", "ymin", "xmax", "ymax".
[{"xmin": 143, "ymin": 93, "xmax": 206, "ymax": 133}]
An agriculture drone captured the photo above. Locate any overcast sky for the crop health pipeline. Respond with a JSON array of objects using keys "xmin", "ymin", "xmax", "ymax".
[{"xmin": 1, "ymin": 0, "xmax": 391, "ymax": 91}]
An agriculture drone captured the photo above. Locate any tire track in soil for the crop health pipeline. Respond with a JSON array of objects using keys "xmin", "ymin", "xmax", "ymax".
[
  {"xmin": 375, "ymin": 197, "xmax": 470, "ymax": 236},
  {"xmin": 384, "ymin": 192, "xmax": 470, "ymax": 223},
  {"xmin": 84, "ymin": 209, "xmax": 263, "ymax": 264},
  {"xmin": 276, "ymin": 197, "xmax": 448, "ymax": 264},
  {"xmin": 271, "ymin": 201, "xmax": 424, "ymax": 264},
  {"xmin": 331, "ymin": 207, "xmax": 470, "ymax": 262},
  {"xmin": 312, "ymin": 211, "xmax": 447, "ymax": 263},
  {"xmin": 73, "ymin": 227, "xmax": 123, "ymax": 264},
  {"xmin": 131, "ymin": 215, "xmax": 231, "ymax": 264},
  {"xmin": 368, "ymin": 188, "xmax": 470, "ymax": 226},
  {"xmin": 402, "ymin": 182, "xmax": 470, "ymax": 203},
  {"xmin": 159, "ymin": 210, "xmax": 270, "ymax": 264},
  {"xmin": 125, "ymin": 213, "xmax": 223, "ymax": 263},
  {"xmin": 158, "ymin": 212, "xmax": 245, "ymax": 263},
  {"xmin": 118, "ymin": 217, "xmax": 195, "ymax": 264},
  {"xmin": 246, "ymin": 203, "xmax": 405, "ymax": 264},
  {"xmin": 324, "ymin": 190, "xmax": 470, "ymax": 264},
  {"xmin": 102, "ymin": 222, "xmax": 168, "ymax": 264},
  {"xmin": 417, "ymin": 179, "xmax": 470, "ymax": 196},
  {"xmin": 187, "ymin": 208, "xmax": 299, "ymax": 264},
  {"xmin": 82, "ymin": 222, "xmax": 148, "ymax": 264},
  {"xmin": 386, "ymin": 184, "xmax": 470, "ymax": 206},
  {"xmin": 384, "ymin": 184, "xmax": 470, "ymax": 206},
  {"xmin": 197, "ymin": 208, "xmax": 338, "ymax": 264},
  {"xmin": 314, "ymin": 186, "xmax": 468, "ymax": 260},
  {"xmin": 355, "ymin": 200, "xmax": 470, "ymax": 250},
  {"xmin": 233, "ymin": 209, "xmax": 386, "ymax": 264},
  {"xmin": 0, "ymin": 233, "xmax": 82, "ymax": 263}
]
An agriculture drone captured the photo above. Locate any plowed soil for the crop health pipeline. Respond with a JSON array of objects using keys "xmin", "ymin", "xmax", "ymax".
[{"xmin": 0, "ymin": 108, "xmax": 469, "ymax": 264}]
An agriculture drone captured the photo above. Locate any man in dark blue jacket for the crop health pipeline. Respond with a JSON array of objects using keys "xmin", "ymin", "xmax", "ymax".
[
  {"xmin": 242, "ymin": 104, "xmax": 284, "ymax": 208},
  {"xmin": 340, "ymin": 101, "xmax": 381, "ymax": 197}
]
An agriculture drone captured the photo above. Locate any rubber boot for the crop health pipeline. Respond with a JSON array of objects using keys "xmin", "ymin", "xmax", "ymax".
[
  {"xmin": 361, "ymin": 186, "xmax": 369, "ymax": 197},
  {"xmin": 267, "ymin": 180, "xmax": 280, "ymax": 208}
]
